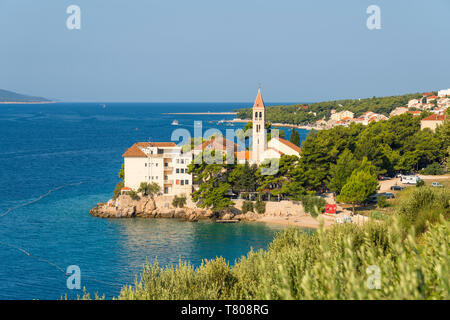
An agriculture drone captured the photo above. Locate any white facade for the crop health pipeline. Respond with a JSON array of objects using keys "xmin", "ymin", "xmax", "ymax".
[
  {"xmin": 123, "ymin": 143, "xmax": 192, "ymax": 196},
  {"xmin": 438, "ymin": 89, "xmax": 450, "ymax": 97},
  {"xmin": 267, "ymin": 138, "xmax": 301, "ymax": 157}
]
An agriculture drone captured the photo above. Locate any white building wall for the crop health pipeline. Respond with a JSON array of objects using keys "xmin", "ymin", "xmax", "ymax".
[
  {"xmin": 267, "ymin": 139, "xmax": 300, "ymax": 157},
  {"xmin": 438, "ymin": 89, "xmax": 450, "ymax": 97},
  {"xmin": 124, "ymin": 157, "xmax": 148, "ymax": 191}
]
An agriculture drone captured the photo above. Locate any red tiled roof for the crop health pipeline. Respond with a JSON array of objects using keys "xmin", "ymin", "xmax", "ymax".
[
  {"xmin": 423, "ymin": 92, "xmax": 433, "ymax": 96},
  {"xmin": 273, "ymin": 137, "xmax": 302, "ymax": 153},
  {"xmin": 253, "ymin": 88, "xmax": 265, "ymax": 109},
  {"xmin": 422, "ymin": 114, "xmax": 447, "ymax": 121},
  {"xmin": 121, "ymin": 187, "xmax": 131, "ymax": 191},
  {"xmin": 122, "ymin": 144, "xmax": 147, "ymax": 157},
  {"xmin": 122, "ymin": 142, "xmax": 177, "ymax": 157}
]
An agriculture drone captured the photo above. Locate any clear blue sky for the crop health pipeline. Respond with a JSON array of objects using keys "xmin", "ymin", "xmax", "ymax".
[{"xmin": 1, "ymin": 0, "xmax": 449, "ymax": 102}]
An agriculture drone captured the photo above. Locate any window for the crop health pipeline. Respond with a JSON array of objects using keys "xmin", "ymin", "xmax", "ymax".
[
  {"xmin": 259, "ymin": 112, "xmax": 262, "ymax": 118},
  {"xmin": 185, "ymin": 180, "xmax": 189, "ymax": 185},
  {"xmin": 164, "ymin": 175, "xmax": 168, "ymax": 181},
  {"xmin": 176, "ymin": 180, "xmax": 180, "ymax": 185},
  {"xmin": 181, "ymin": 168, "xmax": 184, "ymax": 173},
  {"xmin": 145, "ymin": 163, "xmax": 147, "ymax": 167},
  {"xmin": 176, "ymin": 159, "xmax": 179, "ymax": 164},
  {"xmin": 155, "ymin": 163, "xmax": 158, "ymax": 167},
  {"xmin": 164, "ymin": 162, "xmax": 168, "ymax": 167},
  {"xmin": 164, "ymin": 187, "xmax": 168, "ymax": 194},
  {"xmin": 176, "ymin": 168, "xmax": 180, "ymax": 173},
  {"xmin": 181, "ymin": 180, "xmax": 184, "ymax": 185},
  {"xmin": 255, "ymin": 112, "xmax": 258, "ymax": 119},
  {"xmin": 181, "ymin": 159, "xmax": 184, "ymax": 164}
]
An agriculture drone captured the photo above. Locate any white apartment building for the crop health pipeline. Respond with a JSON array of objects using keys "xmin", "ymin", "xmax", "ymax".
[{"xmin": 122, "ymin": 142, "xmax": 193, "ymax": 196}]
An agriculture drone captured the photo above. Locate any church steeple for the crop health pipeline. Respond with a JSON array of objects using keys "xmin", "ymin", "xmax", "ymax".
[
  {"xmin": 253, "ymin": 88, "xmax": 265, "ymax": 109},
  {"xmin": 252, "ymin": 87, "xmax": 266, "ymax": 164}
]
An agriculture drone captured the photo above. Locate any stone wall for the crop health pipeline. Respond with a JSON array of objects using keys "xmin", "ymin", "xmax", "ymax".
[{"xmin": 233, "ymin": 199, "xmax": 306, "ymax": 217}]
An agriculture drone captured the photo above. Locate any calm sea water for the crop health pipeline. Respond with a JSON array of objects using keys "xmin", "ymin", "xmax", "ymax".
[{"xmin": 0, "ymin": 102, "xmax": 309, "ymax": 300}]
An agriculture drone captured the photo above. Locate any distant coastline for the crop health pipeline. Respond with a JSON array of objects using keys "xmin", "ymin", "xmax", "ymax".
[
  {"xmin": 222, "ymin": 118, "xmax": 320, "ymax": 130},
  {"xmin": 164, "ymin": 112, "xmax": 237, "ymax": 115},
  {"xmin": 0, "ymin": 101, "xmax": 55, "ymax": 104},
  {"xmin": 0, "ymin": 88, "xmax": 51, "ymax": 104}
]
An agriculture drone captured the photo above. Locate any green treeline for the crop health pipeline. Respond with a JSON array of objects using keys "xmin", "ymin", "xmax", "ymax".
[
  {"xmin": 236, "ymin": 93, "xmax": 424, "ymax": 125},
  {"xmin": 186, "ymin": 114, "xmax": 449, "ymax": 212}
]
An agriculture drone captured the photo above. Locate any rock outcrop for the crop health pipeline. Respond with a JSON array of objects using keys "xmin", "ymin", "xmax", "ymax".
[{"xmin": 90, "ymin": 194, "xmax": 306, "ymax": 222}]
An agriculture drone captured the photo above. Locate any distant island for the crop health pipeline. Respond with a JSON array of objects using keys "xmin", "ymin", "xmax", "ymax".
[{"xmin": 0, "ymin": 89, "xmax": 52, "ymax": 103}]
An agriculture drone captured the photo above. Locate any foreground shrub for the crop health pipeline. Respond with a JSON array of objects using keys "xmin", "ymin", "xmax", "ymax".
[
  {"xmin": 117, "ymin": 217, "xmax": 449, "ymax": 300},
  {"xmin": 396, "ymin": 186, "xmax": 450, "ymax": 235}
]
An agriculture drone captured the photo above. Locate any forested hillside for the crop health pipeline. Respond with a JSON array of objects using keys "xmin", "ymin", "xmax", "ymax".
[
  {"xmin": 236, "ymin": 93, "xmax": 424, "ymax": 125},
  {"xmin": 0, "ymin": 89, "xmax": 50, "ymax": 102}
]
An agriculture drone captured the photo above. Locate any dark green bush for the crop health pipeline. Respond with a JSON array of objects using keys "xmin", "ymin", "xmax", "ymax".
[
  {"xmin": 421, "ymin": 162, "xmax": 443, "ymax": 175},
  {"xmin": 113, "ymin": 181, "xmax": 124, "ymax": 200},
  {"xmin": 300, "ymin": 195, "xmax": 326, "ymax": 217},
  {"xmin": 241, "ymin": 200, "xmax": 254, "ymax": 214},
  {"xmin": 129, "ymin": 190, "xmax": 140, "ymax": 201},
  {"xmin": 254, "ymin": 200, "xmax": 266, "ymax": 214},
  {"xmin": 377, "ymin": 195, "xmax": 388, "ymax": 208},
  {"xmin": 172, "ymin": 195, "xmax": 187, "ymax": 208}
]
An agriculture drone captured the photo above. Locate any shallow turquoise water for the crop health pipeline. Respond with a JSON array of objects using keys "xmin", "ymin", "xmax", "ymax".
[{"xmin": 0, "ymin": 102, "xmax": 309, "ymax": 299}]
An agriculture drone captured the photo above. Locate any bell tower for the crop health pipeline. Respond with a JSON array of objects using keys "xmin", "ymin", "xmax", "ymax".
[{"xmin": 252, "ymin": 87, "xmax": 266, "ymax": 164}]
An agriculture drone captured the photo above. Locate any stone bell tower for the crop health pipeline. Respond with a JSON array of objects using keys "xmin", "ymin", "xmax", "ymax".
[{"xmin": 252, "ymin": 88, "xmax": 266, "ymax": 164}]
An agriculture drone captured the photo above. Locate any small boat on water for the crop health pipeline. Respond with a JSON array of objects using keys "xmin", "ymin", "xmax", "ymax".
[{"xmin": 171, "ymin": 120, "xmax": 179, "ymax": 125}]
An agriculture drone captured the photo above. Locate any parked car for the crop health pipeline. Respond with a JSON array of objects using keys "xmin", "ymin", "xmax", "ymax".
[
  {"xmin": 378, "ymin": 176, "xmax": 392, "ymax": 180},
  {"xmin": 384, "ymin": 192, "xmax": 395, "ymax": 199},
  {"xmin": 390, "ymin": 185, "xmax": 405, "ymax": 191},
  {"xmin": 431, "ymin": 182, "xmax": 444, "ymax": 188}
]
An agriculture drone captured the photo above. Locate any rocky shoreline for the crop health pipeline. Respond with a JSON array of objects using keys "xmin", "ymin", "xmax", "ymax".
[{"xmin": 89, "ymin": 194, "xmax": 263, "ymax": 222}]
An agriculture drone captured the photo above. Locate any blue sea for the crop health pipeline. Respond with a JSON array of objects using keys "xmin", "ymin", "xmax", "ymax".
[{"xmin": 0, "ymin": 102, "xmax": 310, "ymax": 300}]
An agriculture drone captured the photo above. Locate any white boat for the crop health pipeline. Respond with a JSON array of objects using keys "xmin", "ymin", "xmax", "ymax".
[{"xmin": 171, "ymin": 120, "xmax": 179, "ymax": 125}]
